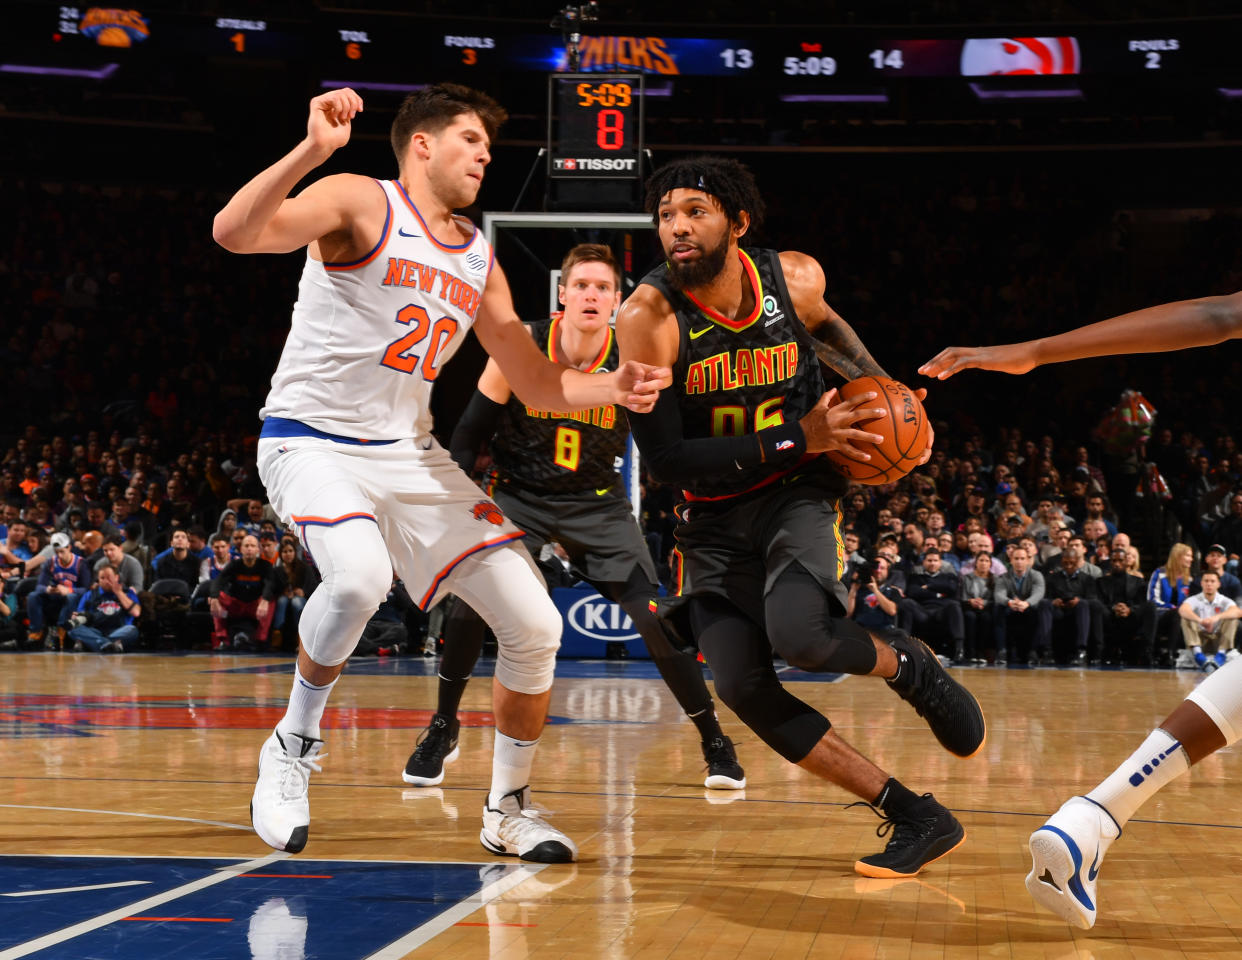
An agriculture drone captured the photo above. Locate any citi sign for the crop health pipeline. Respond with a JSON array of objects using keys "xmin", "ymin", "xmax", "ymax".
[
  {"xmin": 566, "ymin": 593, "xmax": 639, "ymax": 641},
  {"xmin": 552, "ymin": 157, "xmax": 638, "ymax": 172}
]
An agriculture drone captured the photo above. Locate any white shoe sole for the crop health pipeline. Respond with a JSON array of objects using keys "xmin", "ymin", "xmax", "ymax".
[
  {"xmin": 704, "ymin": 773, "xmax": 747, "ymax": 789},
  {"xmin": 401, "ymin": 745, "xmax": 459, "ymax": 786},
  {"xmin": 1025, "ymin": 827, "xmax": 1097, "ymax": 929}
]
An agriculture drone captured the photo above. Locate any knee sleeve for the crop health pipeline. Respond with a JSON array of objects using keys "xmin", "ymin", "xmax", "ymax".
[
  {"xmin": 449, "ymin": 545, "xmax": 561, "ymax": 695},
  {"xmin": 298, "ymin": 519, "xmax": 393, "ymax": 667},
  {"xmin": 1186, "ymin": 655, "xmax": 1242, "ymax": 745},
  {"xmin": 765, "ymin": 563, "xmax": 878, "ymax": 675},
  {"xmin": 690, "ymin": 594, "xmax": 830, "ymax": 762}
]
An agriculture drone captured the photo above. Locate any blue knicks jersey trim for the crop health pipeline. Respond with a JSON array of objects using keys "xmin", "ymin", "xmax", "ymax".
[
  {"xmin": 260, "ymin": 416, "xmax": 398, "ymax": 446},
  {"xmin": 325, "ymin": 179, "xmax": 392, "ymax": 271}
]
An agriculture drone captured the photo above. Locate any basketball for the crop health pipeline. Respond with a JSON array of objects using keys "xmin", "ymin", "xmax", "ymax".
[{"xmin": 824, "ymin": 376, "xmax": 930, "ymax": 485}]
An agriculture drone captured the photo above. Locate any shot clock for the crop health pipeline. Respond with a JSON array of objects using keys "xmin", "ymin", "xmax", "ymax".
[{"xmin": 547, "ymin": 73, "xmax": 644, "ymax": 180}]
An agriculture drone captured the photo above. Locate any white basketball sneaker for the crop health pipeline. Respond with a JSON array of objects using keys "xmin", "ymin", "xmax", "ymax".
[
  {"xmin": 480, "ymin": 786, "xmax": 577, "ymax": 863},
  {"xmin": 251, "ymin": 730, "xmax": 325, "ymax": 853},
  {"xmin": 1025, "ymin": 796, "xmax": 1121, "ymax": 929}
]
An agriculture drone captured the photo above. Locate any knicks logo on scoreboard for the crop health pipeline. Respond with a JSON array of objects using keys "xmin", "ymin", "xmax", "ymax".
[{"xmin": 80, "ymin": 7, "xmax": 150, "ymax": 47}]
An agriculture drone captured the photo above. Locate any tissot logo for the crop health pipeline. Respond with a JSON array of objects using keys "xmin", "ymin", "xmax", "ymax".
[
  {"xmin": 567, "ymin": 593, "xmax": 639, "ymax": 641},
  {"xmin": 553, "ymin": 157, "xmax": 638, "ymax": 172}
]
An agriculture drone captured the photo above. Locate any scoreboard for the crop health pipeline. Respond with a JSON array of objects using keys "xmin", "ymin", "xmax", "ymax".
[{"xmin": 16, "ymin": 7, "xmax": 1237, "ymax": 84}]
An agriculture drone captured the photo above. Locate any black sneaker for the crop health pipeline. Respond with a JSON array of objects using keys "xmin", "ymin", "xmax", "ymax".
[
  {"xmin": 852, "ymin": 794, "xmax": 966, "ymax": 878},
  {"xmin": 402, "ymin": 713, "xmax": 461, "ymax": 786},
  {"xmin": 701, "ymin": 735, "xmax": 747, "ymax": 789},
  {"xmin": 886, "ymin": 632, "xmax": 986, "ymax": 758}
]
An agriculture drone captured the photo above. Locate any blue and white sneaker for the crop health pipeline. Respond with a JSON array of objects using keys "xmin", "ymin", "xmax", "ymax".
[{"xmin": 1025, "ymin": 796, "xmax": 1121, "ymax": 929}]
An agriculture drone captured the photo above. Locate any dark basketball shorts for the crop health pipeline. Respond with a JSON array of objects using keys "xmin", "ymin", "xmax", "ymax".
[
  {"xmin": 659, "ymin": 460, "xmax": 849, "ymax": 629},
  {"xmin": 491, "ymin": 479, "xmax": 657, "ymax": 588}
]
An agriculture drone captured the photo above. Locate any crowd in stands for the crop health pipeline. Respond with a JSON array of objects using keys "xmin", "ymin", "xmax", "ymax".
[{"xmin": 3, "ymin": 157, "xmax": 1242, "ymax": 663}]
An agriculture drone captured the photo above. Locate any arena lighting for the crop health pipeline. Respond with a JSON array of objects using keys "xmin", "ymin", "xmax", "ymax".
[
  {"xmin": 1218, "ymin": 88, "xmax": 1242, "ymax": 99},
  {"xmin": 780, "ymin": 92, "xmax": 889, "ymax": 103},
  {"xmin": 1, "ymin": 63, "xmax": 119, "ymax": 79},
  {"xmin": 969, "ymin": 82, "xmax": 1083, "ymax": 100},
  {"xmin": 319, "ymin": 79, "xmax": 427, "ymax": 92}
]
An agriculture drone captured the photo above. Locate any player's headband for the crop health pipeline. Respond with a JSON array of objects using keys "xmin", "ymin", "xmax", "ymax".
[{"xmin": 664, "ymin": 173, "xmax": 715, "ymax": 197}]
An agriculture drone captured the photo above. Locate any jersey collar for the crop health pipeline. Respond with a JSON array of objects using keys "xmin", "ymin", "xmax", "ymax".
[
  {"xmin": 680, "ymin": 249, "xmax": 763, "ymax": 333},
  {"xmin": 547, "ymin": 315, "xmax": 613, "ymax": 372}
]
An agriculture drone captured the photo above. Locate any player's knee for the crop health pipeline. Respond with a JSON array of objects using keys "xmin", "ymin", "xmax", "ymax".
[
  {"xmin": 327, "ymin": 552, "xmax": 392, "ymax": 612},
  {"xmin": 770, "ymin": 616, "xmax": 877, "ymax": 676},
  {"xmin": 730, "ymin": 685, "xmax": 831, "ymax": 763},
  {"xmin": 493, "ymin": 592, "xmax": 562, "ymax": 694}
]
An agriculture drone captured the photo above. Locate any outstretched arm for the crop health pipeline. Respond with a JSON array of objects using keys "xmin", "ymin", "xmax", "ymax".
[
  {"xmin": 475, "ymin": 264, "xmax": 670, "ymax": 414},
  {"xmin": 920, "ymin": 291, "xmax": 1242, "ymax": 380}
]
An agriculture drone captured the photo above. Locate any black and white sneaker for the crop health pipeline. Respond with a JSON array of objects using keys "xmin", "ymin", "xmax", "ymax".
[
  {"xmin": 480, "ymin": 786, "xmax": 577, "ymax": 863},
  {"xmin": 701, "ymin": 735, "xmax": 747, "ymax": 789},
  {"xmin": 852, "ymin": 794, "xmax": 965, "ymax": 878},
  {"xmin": 886, "ymin": 632, "xmax": 986, "ymax": 758},
  {"xmin": 402, "ymin": 713, "xmax": 460, "ymax": 786}
]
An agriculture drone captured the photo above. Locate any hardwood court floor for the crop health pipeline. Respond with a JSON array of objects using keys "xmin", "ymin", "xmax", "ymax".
[{"xmin": 3, "ymin": 652, "xmax": 1242, "ymax": 959}]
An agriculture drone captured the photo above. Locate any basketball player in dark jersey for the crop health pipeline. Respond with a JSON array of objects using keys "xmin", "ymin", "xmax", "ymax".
[
  {"xmin": 403, "ymin": 244, "xmax": 747, "ymax": 791},
  {"xmin": 614, "ymin": 156, "xmax": 986, "ymax": 878}
]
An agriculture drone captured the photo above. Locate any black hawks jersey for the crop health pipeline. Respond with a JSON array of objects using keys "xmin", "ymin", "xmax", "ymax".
[
  {"xmin": 489, "ymin": 316, "xmax": 627, "ymax": 494},
  {"xmin": 639, "ymin": 247, "xmax": 829, "ymax": 500}
]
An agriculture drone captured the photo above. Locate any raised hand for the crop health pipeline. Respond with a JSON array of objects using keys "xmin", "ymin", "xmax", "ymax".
[{"xmin": 307, "ymin": 88, "xmax": 364, "ymax": 155}]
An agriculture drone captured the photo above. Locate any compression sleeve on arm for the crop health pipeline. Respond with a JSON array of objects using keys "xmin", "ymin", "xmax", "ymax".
[
  {"xmin": 626, "ymin": 387, "xmax": 806, "ymax": 486},
  {"xmin": 449, "ymin": 390, "xmax": 505, "ymax": 474}
]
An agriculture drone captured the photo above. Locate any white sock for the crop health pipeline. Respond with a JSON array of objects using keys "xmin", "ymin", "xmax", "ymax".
[
  {"xmin": 277, "ymin": 666, "xmax": 337, "ymax": 741},
  {"xmin": 488, "ymin": 731, "xmax": 539, "ymax": 809},
  {"xmin": 1086, "ymin": 728, "xmax": 1189, "ymax": 828}
]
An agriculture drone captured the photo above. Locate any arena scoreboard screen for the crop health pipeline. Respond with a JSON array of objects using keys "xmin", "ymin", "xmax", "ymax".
[{"xmin": 16, "ymin": 7, "xmax": 1233, "ymax": 83}]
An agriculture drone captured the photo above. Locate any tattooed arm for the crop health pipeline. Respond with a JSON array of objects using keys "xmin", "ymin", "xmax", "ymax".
[{"xmin": 779, "ymin": 251, "xmax": 889, "ymax": 379}]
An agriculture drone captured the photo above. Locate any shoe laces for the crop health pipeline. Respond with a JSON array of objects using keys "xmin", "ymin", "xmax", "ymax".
[
  {"xmin": 412, "ymin": 719, "xmax": 456, "ymax": 761},
  {"xmin": 271, "ymin": 739, "xmax": 324, "ymax": 803},
  {"xmin": 847, "ymin": 797, "xmax": 937, "ymax": 849}
]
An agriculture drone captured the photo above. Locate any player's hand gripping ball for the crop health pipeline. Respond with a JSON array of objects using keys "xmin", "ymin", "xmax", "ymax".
[{"xmin": 825, "ymin": 376, "xmax": 929, "ymax": 485}]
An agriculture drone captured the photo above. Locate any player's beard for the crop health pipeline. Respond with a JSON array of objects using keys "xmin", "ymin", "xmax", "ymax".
[{"xmin": 665, "ymin": 231, "xmax": 730, "ymax": 291}]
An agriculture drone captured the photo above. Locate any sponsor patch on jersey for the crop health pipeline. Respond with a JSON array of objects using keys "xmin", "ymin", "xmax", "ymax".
[
  {"xmin": 466, "ymin": 252, "xmax": 488, "ymax": 277},
  {"xmin": 762, "ymin": 294, "xmax": 785, "ymax": 326}
]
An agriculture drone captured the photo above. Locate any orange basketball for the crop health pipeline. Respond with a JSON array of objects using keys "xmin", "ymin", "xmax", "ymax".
[{"xmin": 824, "ymin": 376, "xmax": 930, "ymax": 485}]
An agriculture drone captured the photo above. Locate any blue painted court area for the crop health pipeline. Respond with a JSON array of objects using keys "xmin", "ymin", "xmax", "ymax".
[{"xmin": 0, "ymin": 855, "xmax": 529, "ymax": 959}]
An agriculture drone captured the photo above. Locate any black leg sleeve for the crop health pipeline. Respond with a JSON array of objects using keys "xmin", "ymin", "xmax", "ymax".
[
  {"xmin": 690, "ymin": 594, "xmax": 830, "ymax": 763},
  {"xmin": 602, "ymin": 566, "xmax": 716, "ymax": 718},
  {"xmin": 764, "ymin": 562, "xmax": 880, "ymax": 676}
]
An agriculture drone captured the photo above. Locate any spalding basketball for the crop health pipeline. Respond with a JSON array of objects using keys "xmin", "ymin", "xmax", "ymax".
[{"xmin": 824, "ymin": 376, "xmax": 930, "ymax": 485}]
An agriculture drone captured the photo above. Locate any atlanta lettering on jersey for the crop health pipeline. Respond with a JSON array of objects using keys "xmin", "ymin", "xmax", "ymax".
[
  {"xmin": 381, "ymin": 258, "xmax": 483, "ymax": 319},
  {"xmin": 684, "ymin": 341, "xmax": 799, "ymax": 396},
  {"xmin": 523, "ymin": 404, "xmax": 617, "ymax": 428}
]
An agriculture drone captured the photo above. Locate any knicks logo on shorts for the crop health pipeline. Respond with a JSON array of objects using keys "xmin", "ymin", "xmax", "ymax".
[{"xmin": 471, "ymin": 501, "xmax": 505, "ymax": 525}]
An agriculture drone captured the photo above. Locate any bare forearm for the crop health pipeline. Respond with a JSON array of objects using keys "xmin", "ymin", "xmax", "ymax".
[
  {"xmin": 811, "ymin": 317, "xmax": 889, "ymax": 380},
  {"xmin": 1029, "ymin": 293, "xmax": 1242, "ymax": 369},
  {"xmin": 213, "ymin": 140, "xmax": 330, "ymax": 251}
]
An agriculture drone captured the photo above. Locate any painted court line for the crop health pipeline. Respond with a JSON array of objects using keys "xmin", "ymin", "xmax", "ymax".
[
  {"xmin": 360, "ymin": 864, "xmax": 547, "ymax": 960},
  {"xmin": 2, "ymin": 880, "xmax": 150, "ymax": 897},
  {"xmin": 0, "ymin": 851, "xmax": 288, "ymax": 960},
  {"xmin": 0, "ymin": 803, "xmax": 250, "ymax": 831}
]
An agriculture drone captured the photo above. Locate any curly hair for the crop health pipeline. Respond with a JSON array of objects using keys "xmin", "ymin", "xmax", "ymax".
[{"xmin": 643, "ymin": 156, "xmax": 765, "ymax": 234}]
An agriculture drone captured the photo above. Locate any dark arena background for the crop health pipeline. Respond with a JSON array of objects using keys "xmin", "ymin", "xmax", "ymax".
[{"xmin": 3, "ymin": 2, "xmax": 1242, "ymax": 958}]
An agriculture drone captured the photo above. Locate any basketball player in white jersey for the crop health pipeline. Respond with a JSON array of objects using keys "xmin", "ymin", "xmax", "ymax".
[
  {"xmin": 212, "ymin": 84, "xmax": 671, "ymax": 863},
  {"xmin": 920, "ymin": 289, "xmax": 1242, "ymax": 927}
]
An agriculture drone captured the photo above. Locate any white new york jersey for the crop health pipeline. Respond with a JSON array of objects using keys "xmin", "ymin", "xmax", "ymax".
[{"xmin": 261, "ymin": 178, "xmax": 494, "ymax": 440}]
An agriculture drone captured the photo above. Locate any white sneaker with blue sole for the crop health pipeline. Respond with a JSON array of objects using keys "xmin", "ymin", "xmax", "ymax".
[{"xmin": 1025, "ymin": 796, "xmax": 1121, "ymax": 929}]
